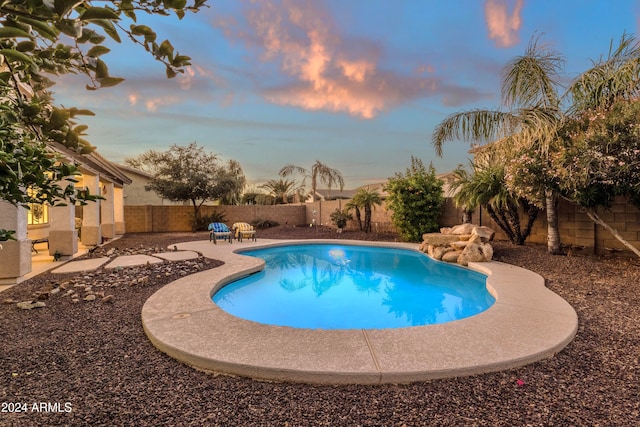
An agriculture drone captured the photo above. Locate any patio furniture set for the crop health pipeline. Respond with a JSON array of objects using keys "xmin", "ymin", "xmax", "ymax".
[{"xmin": 208, "ymin": 222, "xmax": 257, "ymax": 244}]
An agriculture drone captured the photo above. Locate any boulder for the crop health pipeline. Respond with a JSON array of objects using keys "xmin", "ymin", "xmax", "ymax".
[
  {"xmin": 449, "ymin": 223, "xmax": 476, "ymax": 235},
  {"xmin": 468, "ymin": 234, "xmax": 483, "ymax": 244},
  {"xmin": 432, "ymin": 246, "xmax": 454, "ymax": 261},
  {"xmin": 480, "ymin": 242, "xmax": 494, "ymax": 261},
  {"xmin": 421, "ymin": 224, "xmax": 495, "ymax": 265},
  {"xmin": 427, "ymin": 244, "xmax": 435, "ymax": 258},
  {"xmin": 458, "ymin": 243, "xmax": 494, "ymax": 266},
  {"xmin": 452, "ymin": 241, "xmax": 469, "ymax": 250},
  {"xmin": 441, "ymin": 251, "xmax": 461, "ymax": 263},
  {"xmin": 471, "ymin": 226, "xmax": 495, "ymax": 242},
  {"xmin": 421, "ymin": 233, "xmax": 466, "ymax": 247}
]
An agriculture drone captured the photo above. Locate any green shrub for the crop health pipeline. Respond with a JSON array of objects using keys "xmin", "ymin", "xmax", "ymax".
[
  {"xmin": 0, "ymin": 229, "xmax": 16, "ymax": 241},
  {"xmin": 385, "ymin": 157, "xmax": 444, "ymax": 242},
  {"xmin": 193, "ymin": 211, "xmax": 227, "ymax": 231},
  {"xmin": 330, "ymin": 208, "xmax": 352, "ymax": 229},
  {"xmin": 252, "ymin": 218, "xmax": 280, "ymax": 229}
]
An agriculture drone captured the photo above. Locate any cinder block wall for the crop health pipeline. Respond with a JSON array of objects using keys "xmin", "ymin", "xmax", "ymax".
[
  {"xmin": 124, "ymin": 204, "xmax": 307, "ymax": 233},
  {"xmin": 303, "ymin": 200, "xmax": 397, "ymax": 233},
  {"xmin": 452, "ymin": 196, "xmax": 640, "ymax": 255},
  {"xmin": 124, "ymin": 196, "xmax": 640, "ymax": 255}
]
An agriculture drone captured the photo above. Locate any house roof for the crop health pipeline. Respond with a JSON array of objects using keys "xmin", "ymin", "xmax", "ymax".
[
  {"xmin": 49, "ymin": 142, "xmax": 132, "ymax": 186},
  {"xmin": 114, "ymin": 163, "xmax": 154, "ymax": 179}
]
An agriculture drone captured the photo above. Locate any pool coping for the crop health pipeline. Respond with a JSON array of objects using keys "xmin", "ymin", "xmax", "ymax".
[{"xmin": 141, "ymin": 239, "xmax": 578, "ymax": 384}]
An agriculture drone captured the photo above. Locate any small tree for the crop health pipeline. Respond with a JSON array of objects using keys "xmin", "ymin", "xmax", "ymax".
[
  {"xmin": 259, "ymin": 179, "xmax": 297, "ymax": 204},
  {"xmin": 385, "ymin": 157, "xmax": 444, "ymax": 242},
  {"xmin": 330, "ymin": 208, "xmax": 352, "ymax": 230},
  {"xmin": 453, "ymin": 161, "xmax": 539, "ymax": 245},
  {"xmin": 349, "ymin": 187, "xmax": 382, "ymax": 233},
  {"xmin": 125, "ymin": 142, "xmax": 245, "ymax": 229},
  {"xmin": 555, "ymin": 101, "xmax": 640, "ymax": 256},
  {"xmin": 0, "ymin": 1, "xmax": 205, "ymax": 237}
]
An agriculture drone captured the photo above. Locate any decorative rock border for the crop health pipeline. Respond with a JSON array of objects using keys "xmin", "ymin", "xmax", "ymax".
[
  {"xmin": 419, "ymin": 224, "xmax": 496, "ymax": 266},
  {"xmin": 141, "ymin": 239, "xmax": 578, "ymax": 384}
]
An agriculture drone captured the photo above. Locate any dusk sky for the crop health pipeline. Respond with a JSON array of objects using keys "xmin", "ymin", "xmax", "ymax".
[{"xmin": 55, "ymin": 0, "xmax": 640, "ymax": 190}]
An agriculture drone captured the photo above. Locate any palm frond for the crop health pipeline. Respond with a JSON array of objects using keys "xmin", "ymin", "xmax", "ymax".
[
  {"xmin": 502, "ymin": 35, "xmax": 564, "ymax": 109},
  {"xmin": 566, "ymin": 32, "xmax": 640, "ymax": 113},
  {"xmin": 431, "ymin": 109, "xmax": 520, "ymax": 156}
]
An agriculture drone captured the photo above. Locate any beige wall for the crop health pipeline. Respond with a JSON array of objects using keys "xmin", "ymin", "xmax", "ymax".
[
  {"xmin": 121, "ymin": 170, "xmax": 186, "ymax": 206},
  {"xmin": 125, "ymin": 204, "xmax": 307, "ymax": 233},
  {"xmin": 124, "ymin": 196, "xmax": 640, "ymax": 255}
]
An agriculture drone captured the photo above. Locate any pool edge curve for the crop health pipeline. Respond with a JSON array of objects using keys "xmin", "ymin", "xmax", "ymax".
[{"xmin": 141, "ymin": 239, "xmax": 578, "ymax": 385}]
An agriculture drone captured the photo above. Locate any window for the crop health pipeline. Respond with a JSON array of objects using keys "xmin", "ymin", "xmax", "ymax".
[{"xmin": 27, "ymin": 203, "xmax": 48, "ymax": 225}]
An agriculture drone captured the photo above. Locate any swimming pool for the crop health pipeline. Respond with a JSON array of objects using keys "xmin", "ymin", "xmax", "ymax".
[
  {"xmin": 213, "ymin": 244, "xmax": 494, "ymax": 329},
  {"xmin": 142, "ymin": 239, "xmax": 579, "ymax": 384}
]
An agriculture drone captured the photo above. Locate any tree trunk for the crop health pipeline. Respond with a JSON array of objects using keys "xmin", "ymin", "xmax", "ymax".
[
  {"xmin": 522, "ymin": 203, "xmax": 540, "ymax": 244},
  {"xmin": 506, "ymin": 202, "xmax": 523, "ymax": 244},
  {"xmin": 191, "ymin": 199, "xmax": 200, "ymax": 232},
  {"xmin": 545, "ymin": 189, "xmax": 563, "ymax": 254},
  {"xmin": 485, "ymin": 205, "xmax": 517, "ymax": 244},
  {"xmin": 585, "ymin": 209, "xmax": 640, "ymax": 258},
  {"xmin": 354, "ymin": 207, "xmax": 363, "ymax": 231},
  {"xmin": 364, "ymin": 205, "xmax": 372, "ymax": 233}
]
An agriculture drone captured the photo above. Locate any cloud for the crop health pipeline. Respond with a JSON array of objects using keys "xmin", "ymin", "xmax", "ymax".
[
  {"xmin": 484, "ymin": 0, "xmax": 524, "ymax": 48},
  {"xmin": 215, "ymin": 0, "xmax": 464, "ymax": 119},
  {"xmin": 88, "ymin": 64, "xmax": 232, "ymax": 113}
]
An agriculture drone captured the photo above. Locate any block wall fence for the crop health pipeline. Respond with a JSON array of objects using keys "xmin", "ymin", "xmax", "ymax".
[{"xmin": 124, "ymin": 195, "xmax": 640, "ymax": 255}]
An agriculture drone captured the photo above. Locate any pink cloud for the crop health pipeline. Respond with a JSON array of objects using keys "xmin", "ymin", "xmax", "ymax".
[
  {"xmin": 215, "ymin": 0, "xmax": 447, "ymax": 118},
  {"xmin": 484, "ymin": 0, "xmax": 524, "ymax": 48}
]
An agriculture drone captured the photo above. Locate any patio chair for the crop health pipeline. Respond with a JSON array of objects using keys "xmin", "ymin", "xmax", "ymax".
[
  {"xmin": 232, "ymin": 222, "xmax": 257, "ymax": 242},
  {"xmin": 208, "ymin": 222, "xmax": 232, "ymax": 244}
]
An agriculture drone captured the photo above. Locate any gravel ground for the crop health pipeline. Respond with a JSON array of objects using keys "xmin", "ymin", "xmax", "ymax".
[{"xmin": 1, "ymin": 226, "xmax": 639, "ymax": 426}]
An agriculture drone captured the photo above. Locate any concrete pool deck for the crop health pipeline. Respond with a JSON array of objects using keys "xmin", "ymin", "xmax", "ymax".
[{"xmin": 141, "ymin": 239, "xmax": 578, "ymax": 384}]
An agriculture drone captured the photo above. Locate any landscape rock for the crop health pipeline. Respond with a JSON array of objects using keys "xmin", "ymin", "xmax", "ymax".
[
  {"xmin": 458, "ymin": 243, "xmax": 494, "ymax": 266},
  {"xmin": 432, "ymin": 246, "xmax": 454, "ymax": 261},
  {"xmin": 422, "ymin": 224, "xmax": 495, "ymax": 265},
  {"xmin": 471, "ymin": 226, "xmax": 496, "ymax": 242},
  {"xmin": 441, "ymin": 251, "xmax": 461, "ymax": 263},
  {"xmin": 421, "ymin": 233, "xmax": 466, "ymax": 247},
  {"xmin": 452, "ymin": 241, "xmax": 469, "ymax": 250},
  {"xmin": 17, "ymin": 301, "xmax": 46, "ymax": 310},
  {"xmin": 444, "ymin": 223, "xmax": 476, "ymax": 235}
]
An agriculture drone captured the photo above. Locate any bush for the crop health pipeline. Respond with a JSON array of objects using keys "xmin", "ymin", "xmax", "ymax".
[
  {"xmin": 251, "ymin": 218, "xmax": 280, "ymax": 229},
  {"xmin": 330, "ymin": 208, "xmax": 352, "ymax": 229},
  {"xmin": 192, "ymin": 211, "xmax": 227, "ymax": 232},
  {"xmin": 385, "ymin": 157, "xmax": 444, "ymax": 242}
]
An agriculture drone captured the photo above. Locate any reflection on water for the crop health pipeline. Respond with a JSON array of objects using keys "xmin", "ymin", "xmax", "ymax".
[{"xmin": 213, "ymin": 244, "xmax": 494, "ymax": 329}]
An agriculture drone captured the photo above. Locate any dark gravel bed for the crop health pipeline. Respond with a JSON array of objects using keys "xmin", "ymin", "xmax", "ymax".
[{"xmin": 1, "ymin": 227, "xmax": 639, "ymax": 426}]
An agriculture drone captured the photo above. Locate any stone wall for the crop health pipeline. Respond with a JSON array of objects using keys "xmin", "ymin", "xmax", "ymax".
[
  {"xmin": 124, "ymin": 196, "xmax": 640, "ymax": 255},
  {"xmin": 460, "ymin": 196, "xmax": 640, "ymax": 255},
  {"xmin": 303, "ymin": 200, "xmax": 397, "ymax": 233},
  {"xmin": 124, "ymin": 204, "xmax": 307, "ymax": 233}
]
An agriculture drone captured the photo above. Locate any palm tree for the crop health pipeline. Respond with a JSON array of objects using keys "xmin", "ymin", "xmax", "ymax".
[
  {"xmin": 351, "ymin": 187, "xmax": 383, "ymax": 233},
  {"xmin": 259, "ymin": 179, "xmax": 297, "ymax": 204},
  {"xmin": 279, "ymin": 160, "xmax": 344, "ymax": 202},
  {"xmin": 567, "ymin": 33, "xmax": 640, "ymax": 114},
  {"xmin": 345, "ymin": 199, "xmax": 363, "ymax": 231},
  {"xmin": 433, "ymin": 37, "xmax": 564, "ymax": 254},
  {"xmin": 433, "ymin": 34, "xmax": 640, "ymax": 254},
  {"xmin": 450, "ymin": 162, "xmax": 539, "ymax": 245}
]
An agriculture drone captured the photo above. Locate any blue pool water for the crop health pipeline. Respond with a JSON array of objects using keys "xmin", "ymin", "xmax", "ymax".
[{"xmin": 212, "ymin": 244, "xmax": 494, "ymax": 330}]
